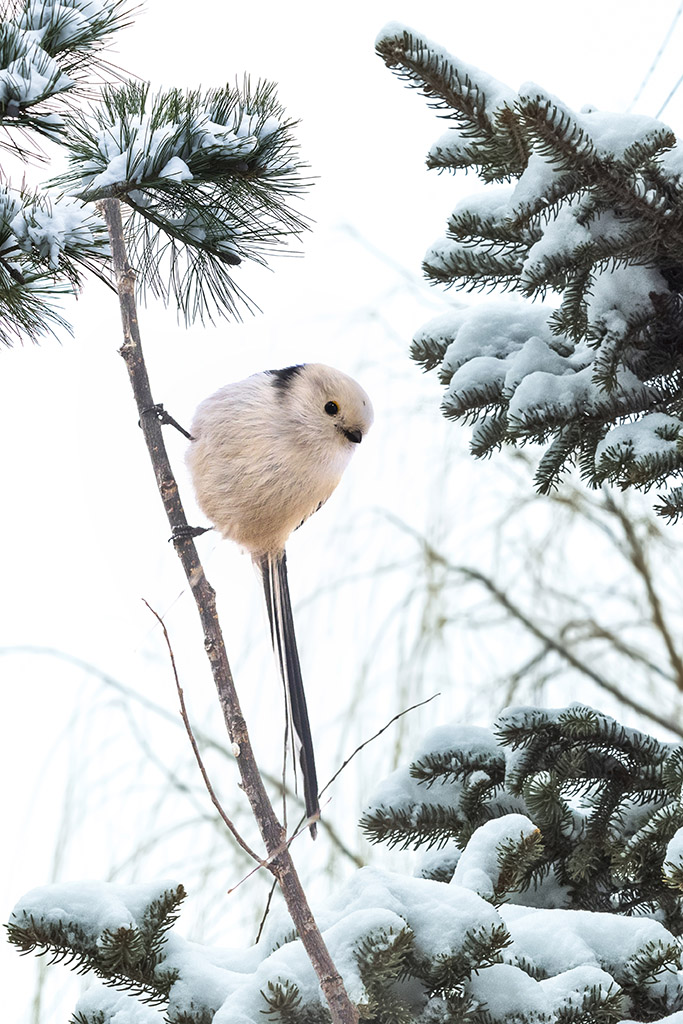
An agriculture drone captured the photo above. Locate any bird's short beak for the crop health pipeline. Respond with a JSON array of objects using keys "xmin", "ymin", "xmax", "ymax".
[{"xmin": 343, "ymin": 427, "xmax": 363, "ymax": 444}]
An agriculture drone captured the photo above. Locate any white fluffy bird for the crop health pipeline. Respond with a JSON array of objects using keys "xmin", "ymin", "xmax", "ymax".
[{"xmin": 186, "ymin": 363, "xmax": 374, "ymax": 835}]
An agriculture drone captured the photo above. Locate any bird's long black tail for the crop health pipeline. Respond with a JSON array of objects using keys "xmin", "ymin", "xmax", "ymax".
[{"xmin": 258, "ymin": 550, "xmax": 319, "ymax": 837}]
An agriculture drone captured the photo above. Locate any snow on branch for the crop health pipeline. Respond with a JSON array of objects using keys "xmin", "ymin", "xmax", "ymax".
[
  {"xmin": 377, "ymin": 23, "xmax": 683, "ymax": 521},
  {"xmin": 0, "ymin": 0, "xmax": 133, "ymax": 147},
  {"xmin": 12, "ymin": 703, "xmax": 683, "ymax": 1022},
  {"xmin": 54, "ymin": 78, "xmax": 310, "ymax": 322},
  {"xmin": 0, "ymin": 179, "xmax": 109, "ymax": 342}
]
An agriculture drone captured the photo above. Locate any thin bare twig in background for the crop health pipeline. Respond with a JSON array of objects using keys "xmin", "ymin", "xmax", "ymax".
[
  {"xmin": 320, "ymin": 692, "xmax": 440, "ymax": 800},
  {"xmin": 142, "ymin": 599, "xmax": 261, "ymax": 865},
  {"xmin": 0, "ymin": 644, "xmax": 365, "ymax": 869},
  {"xmin": 603, "ymin": 493, "xmax": 683, "ymax": 690},
  {"xmin": 255, "ymin": 878, "xmax": 278, "ymax": 944},
  {"xmin": 382, "ymin": 510, "xmax": 683, "ymax": 739}
]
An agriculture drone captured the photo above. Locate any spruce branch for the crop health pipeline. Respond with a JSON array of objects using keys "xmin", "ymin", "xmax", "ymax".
[
  {"xmin": 377, "ymin": 25, "xmax": 683, "ymax": 516},
  {"xmin": 100, "ymin": 196, "xmax": 359, "ymax": 1024},
  {"xmin": 7, "ymin": 885, "xmax": 186, "ymax": 1005}
]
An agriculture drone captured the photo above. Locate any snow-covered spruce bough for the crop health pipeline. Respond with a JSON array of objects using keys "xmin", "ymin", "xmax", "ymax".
[
  {"xmin": 377, "ymin": 24, "xmax": 683, "ymax": 524},
  {"xmin": 9, "ymin": 702, "xmax": 683, "ymax": 1023}
]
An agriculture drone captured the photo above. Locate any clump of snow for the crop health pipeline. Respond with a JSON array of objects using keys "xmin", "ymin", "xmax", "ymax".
[
  {"xmin": 412, "ymin": 723, "xmax": 502, "ymax": 765},
  {"xmin": 81, "ymin": 104, "xmax": 281, "ymax": 194},
  {"xmin": 450, "ymin": 185, "xmax": 516, "ymax": 223},
  {"xmin": 177, "ymin": 866, "xmax": 508, "ymax": 1021},
  {"xmin": 507, "ymin": 363, "xmax": 594, "ymax": 424},
  {"xmin": 0, "ymin": 45, "xmax": 72, "ymax": 106},
  {"xmin": 376, "ymin": 22, "xmax": 516, "ymax": 113},
  {"xmin": 435, "ymin": 300, "xmax": 560, "ymax": 380},
  {"xmin": 364, "ymin": 723, "xmax": 508, "ymax": 825},
  {"xmin": 363, "ymin": 759, "xmax": 463, "ymax": 819},
  {"xmin": 512, "ymin": 152, "xmax": 568, "ymax": 209},
  {"xmin": 499, "ymin": 902, "xmax": 675, "ymax": 986},
  {"xmin": 0, "ymin": 0, "xmax": 123, "ymax": 111},
  {"xmin": 11, "ymin": 878, "xmax": 182, "ymax": 938},
  {"xmin": 622, "ymin": 1017, "xmax": 683, "ymax": 1024},
  {"xmin": 158, "ymin": 155, "xmax": 193, "ymax": 182},
  {"xmin": 415, "ymin": 838, "xmax": 462, "ymax": 879},
  {"xmin": 429, "ymin": 128, "xmax": 475, "ymax": 165},
  {"xmin": 469, "ymin": 961, "xmax": 621, "ymax": 1021},
  {"xmin": 19, "ymin": 0, "xmax": 116, "ymax": 51},
  {"xmin": 520, "ymin": 200, "xmax": 591, "ymax": 287},
  {"xmin": 421, "ymin": 247, "xmax": 666, "ymax": 438},
  {"xmin": 9, "ymin": 195, "xmax": 105, "ymax": 268},
  {"xmin": 582, "ymin": 108, "xmax": 673, "ymax": 160},
  {"xmin": 452, "ymin": 814, "xmax": 538, "ymax": 900},
  {"xmin": 665, "ymin": 827, "xmax": 683, "ymax": 874},
  {"xmin": 588, "ymin": 264, "xmax": 668, "ymax": 323},
  {"xmin": 595, "ymin": 413, "xmax": 682, "ymax": 470},
  {"xmin": 432, "ymin": 299, "xmax": 615, "ymax": 428},
  {"xmin": 517, "ymin": 84, "xmax": 671, "ymax": 161},
  {"xmin": 75, "ymin": 986, "xmax": 163, "ymax": 1023}
]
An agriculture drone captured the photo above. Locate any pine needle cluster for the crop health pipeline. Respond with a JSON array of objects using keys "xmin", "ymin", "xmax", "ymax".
[
  {"xmin": 0, "ymin": 0, "xmax": 129, "ymax": 342},
  {"xmin": 53, "ymin": 77, "xmax": 309, "ymax": 322},
  {"xmin": 0, "ymin": 0, "xmax": 309, "ymax": 341}
]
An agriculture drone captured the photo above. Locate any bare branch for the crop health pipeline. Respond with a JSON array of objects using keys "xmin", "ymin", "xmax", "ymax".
[
  {"xmin": 382, "ymin": 510, "xmax": 683, "ymax": 739},
  {"xmin": 255, "ymin": 878, "xmax": 278, "ymax": 944},
  {"xmin": 142, "ymin": 598, "xmax": 261, "ymax": 865},
  {"xmin": 101, "ymin": 196, "xmax": 359, "ymax": 1024},
  {"xmin": 603, "ymin": 492, "xmax": 683, "ymax": 690}
]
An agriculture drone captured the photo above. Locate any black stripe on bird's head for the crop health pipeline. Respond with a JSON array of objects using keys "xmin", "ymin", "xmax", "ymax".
[{"xmin": 268, "ymin": 365, "xmax": 305, "ymax": 393}]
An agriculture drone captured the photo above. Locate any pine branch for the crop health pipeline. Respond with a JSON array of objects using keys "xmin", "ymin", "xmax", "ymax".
[
  {"xmin": 54, "ymin": 77, "xmax": 310, "ymax": 323},
  {"xmin": 0, "ymin": 180, "xmax": 111, "ymax": 343},
  {"xmin": 0, "ymin": 0, "xmax": 135, "ymax": 151}
]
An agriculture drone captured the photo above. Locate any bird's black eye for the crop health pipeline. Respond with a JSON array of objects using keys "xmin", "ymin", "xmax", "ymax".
[{"xmin": 324, "ymin": 401, "xmax": 339, "ymax": 416}]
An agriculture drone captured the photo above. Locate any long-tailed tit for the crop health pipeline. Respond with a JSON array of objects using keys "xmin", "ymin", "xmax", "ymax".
[{"xmin": 186, "ymin": 363, "xmax": 373, "ymax": 836}]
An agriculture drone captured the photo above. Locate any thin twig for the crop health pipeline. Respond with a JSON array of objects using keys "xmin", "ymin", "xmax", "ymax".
[
  {"xmin": 227, "ymin": 809, "xmax": 322, "ymax": 895},
  {"xmin": 142, "ymin": 599, "xmax": 261, "ymax": 865},
  {"xmin": 382, "ymin": 510, "xmax": 683, "ymax": 738},
  {"xmin": 319, "ymin": 693, "xmax": 440, "ymax": 800},
  {"xmin": 255, "ymin": 878, "xmax": 278, "ymax": 944},
  {"xmin": 277, "ymin": 692, "xmax": 441, "ymax": 884},
  {"xmin": 603, "ymin": 493, "xmax": 683, "ymax": 690}
]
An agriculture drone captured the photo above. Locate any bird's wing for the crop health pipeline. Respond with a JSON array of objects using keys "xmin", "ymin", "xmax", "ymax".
[{"xmin": 258, "ymin": 550, "xmax": 319, "ymax": 837}]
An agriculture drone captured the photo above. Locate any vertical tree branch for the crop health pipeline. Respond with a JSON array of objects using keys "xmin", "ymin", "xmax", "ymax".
[{"xmin": 100, "ymin": 197, "xmax": 359, "ymax": 1024}]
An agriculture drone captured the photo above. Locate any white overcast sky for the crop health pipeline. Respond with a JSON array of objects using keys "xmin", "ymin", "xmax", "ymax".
[{"xmin": 5, "ymin": 2, "xmax": 683, "ymax": 1021}]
